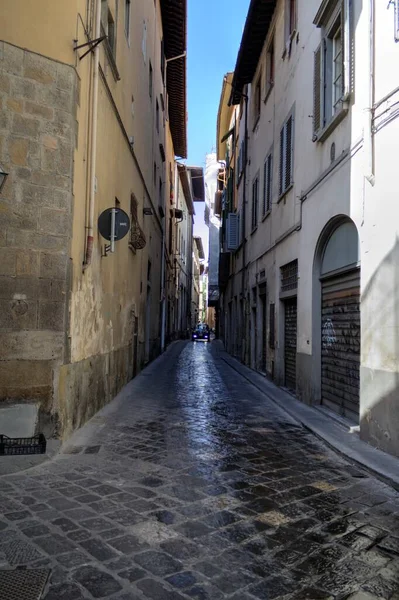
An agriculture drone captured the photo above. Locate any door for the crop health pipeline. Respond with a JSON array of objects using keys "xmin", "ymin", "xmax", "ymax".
[
  {"xmin": 133, "ymin": 316, "xmax": 139, "ymax": 377},
  {"xmin": 260, "ymin": 292, "xmax": 267, "ymax": 372},
  {"xmin": 145, "ymin": 286, "xmax": 151, "ymax": 363},
  {"xmin": 321, "ymin": 269, "xmax": 360, "ymax": 419},
  {"xmin": 284, "ymin": 297, "xmax": 297, "ymax": 391}
]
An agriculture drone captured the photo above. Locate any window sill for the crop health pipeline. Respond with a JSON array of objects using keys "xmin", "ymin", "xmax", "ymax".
[
  {"xmin": 264, "ymin": 84, "xmax": 274, "ymax": 104},
  {"xmin": 314, "ymin": 106, "xmax": 348, "ymax": 143},
  {"xmin": 252, "ymin": 115, "xmax": 260, "ymax": 132},
  {"xmin": 278, "ymin": 183, "xmax": 293, "ymax": 203},
  {"xmin": 262, "ymin": 209, "xmax": 271, "ymax": 221}
]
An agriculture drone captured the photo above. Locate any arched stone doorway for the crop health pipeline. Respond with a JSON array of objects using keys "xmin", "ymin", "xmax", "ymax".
[{"xmin": 313, "ymin": 218, "xmax": 361, "ymax": 421}]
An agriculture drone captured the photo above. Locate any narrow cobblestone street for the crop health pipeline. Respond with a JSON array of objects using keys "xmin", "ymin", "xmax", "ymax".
[{"xmin": 1, "ymin": 341, "xmax": 399, "ymax": 600}]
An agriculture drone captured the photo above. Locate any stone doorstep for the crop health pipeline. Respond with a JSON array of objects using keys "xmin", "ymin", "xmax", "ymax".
[
  {"xmin": 218, "ymin": 346, "xmax": 399, "ymax": 491},
  {"xmin": 0, "ymin": 403, "xmax": 38, "ymax": 438}
]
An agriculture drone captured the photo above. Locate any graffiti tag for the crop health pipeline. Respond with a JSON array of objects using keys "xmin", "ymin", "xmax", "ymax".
[{"xmin": 322, "ymin": 318, "xmax": 337, "ymax": 348}]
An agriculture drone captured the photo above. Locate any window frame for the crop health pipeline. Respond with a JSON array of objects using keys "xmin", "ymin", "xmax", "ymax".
[
  {"xmin": 124, "ymin": 0, "xmax": 131, "ymax": 42},
  {"xmin": 100, "ymin": 1, "xmax": 120, "ymax": 80},
  {"xmin": 251, "ymin": 174, "xmax": 260, "ymax": 232},
  {"xmin": 156, "ymin": 98, "xmax": 160, "ymax": 133},
  {"xmin": 279, "ymin": 110, "xmax": 294, "ymax": 199},
  {"xmin": 284, "ymin": 0, "xmax": 297, "ymax": 54},
  {"xmin": 265, "ymin": 34, "xmax": 275, "ymax": 101},
  {"xmin": 253, "ymin": 75, "xmax": 262, "ymax": 129},
  {"xmin": 262, "ymin": 151, "xmax": 273, "ymax": 217},
  {"xmin": 313, "ymin": 0, "xmax": 350, "ymax": 142}
]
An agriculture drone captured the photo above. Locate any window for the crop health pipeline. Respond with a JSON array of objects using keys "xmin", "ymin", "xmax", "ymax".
[
  {"xmin": 251, "ymin": 176, "xmax": 259, "ymax": 231},
  {"xmin": 253, "ymin": 76, "xmax": 261, "ymax": 125},
  {"xmin": 149, "ymin": 62, "xmax": 153, "ymax": 99},
  {"xmin": 269, "ymin": 303, "xmax": 275, "ymax": 348},
  {"xmin": 393, "ymin": 0, "xmax": 399, "ymax": 41},
  {"xmin": 159, "ymin": 177, "xmax": 163, "ymax": 208},
  {"xmin": 281, "ymin": 259, "xmax": 298, "ymax": 292},
  {"xmin": 153, "ymin": 162, "xmax": 157, "ymax": 184},
  {"xmin": 263, "ymin": 152, "xmax": 273, "ymax": 215},
  {"xmin": 161, "ymin": 38, "xmax": 165, "ymax": 82},
  {"xmin": 279, "ymin": 113, "xmax": 294, "ymax": 196},
  {"xmin": 156, "ymin": 99, "xmax": 159, "ymax": 133},
  {"xmin": 125, "ymin": 0, "xmax": 131, "ymax": 40},
  {"xmin": 142, "ymin": 20, "xmax": 147, "ymax": 62},
  {"xmin": 101, "ymin": 1, "xmax": 116, "ymax": 59},
  {"xmin": 107, "ymin": 10, "xmax": 116, "ymax": 56},
  {"xmin": 313, "ymin": 1, "xmax": 350, "ymax": 140},
  {"xmin": 285, "ymin": 0, "xmax": 297, "ymax": 43},
  {"xmin": 289, "ymin": 0, "xmax": 297, "ymax": 36},
  {"xmin": 265, "ymin": 36, "xmax": 275, "ymax": 98},
  {"xmin": 168, "ymin": 217, "xmax": 173, "ymax": 254}
]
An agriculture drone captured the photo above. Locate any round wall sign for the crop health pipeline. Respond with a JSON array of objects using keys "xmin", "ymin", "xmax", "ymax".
[{"xmin": 98, "ymin": 208, "xmax": 130, "ymax": 241}]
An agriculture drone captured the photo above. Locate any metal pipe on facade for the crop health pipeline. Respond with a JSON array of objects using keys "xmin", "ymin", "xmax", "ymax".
[
  {"xmin": 364, "ymin": 0, "xmax": 375, "ymax": 186},
  {"xmin": 83, "ymin": 0, "xmax": 101, "ymax": 270}
]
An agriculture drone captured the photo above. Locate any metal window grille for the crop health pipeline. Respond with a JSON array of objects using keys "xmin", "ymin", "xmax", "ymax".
[{"xmin": 281, "ymin": 259, "xmax": 298, "ymax": 292}]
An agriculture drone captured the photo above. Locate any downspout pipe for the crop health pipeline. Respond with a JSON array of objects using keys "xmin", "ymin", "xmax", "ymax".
[
  {"xmin": 364, "ymin": 0, "xmax": 375, "ymax": 186},
  {"xmin": 160, "ymin": 216, "xmax": 166, "ymax": 352},
  {"xmin": 83, "ymin": 0, "xmax": 101, "ymax": 270}
]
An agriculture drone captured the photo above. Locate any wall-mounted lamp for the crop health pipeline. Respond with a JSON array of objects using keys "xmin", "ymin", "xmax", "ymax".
[
  {"xmin": 143, "ymin": 207, "xmax": 153, "ymax": 216},
  {"xmin": 0, "ymin": 166, "xmax": 9, "ymax": 194}
]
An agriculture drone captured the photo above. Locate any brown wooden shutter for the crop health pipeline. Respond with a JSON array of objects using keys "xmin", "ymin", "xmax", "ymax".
[
  {"xmin": 279, "ymin": 126, "xmax": 284, "ymax": 195},
  {"xmin": 313, "ymin": 44, "xmax": 322, "ymax": 137},
  {"xmin": 285, "ymin": 116, "xmax": 293, "ymax": 190}
]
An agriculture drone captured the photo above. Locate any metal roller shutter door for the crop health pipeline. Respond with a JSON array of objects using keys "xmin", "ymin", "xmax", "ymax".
[
  {"xmin": 321, "ymin": 269, "xmax": 360, "ymax": 420},
  {"xmin": 284, "ymin": 298, "xmax": 297, "ymax": 391}
]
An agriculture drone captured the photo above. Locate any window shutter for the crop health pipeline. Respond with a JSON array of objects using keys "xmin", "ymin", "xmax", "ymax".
[
  {"xmin": 279, "ymin": 126, "xmax": 284, "ymax": 195},
  {"xmin": 285, "ymin": 116, "xmax": 293, "ymax": 190},
  {"xmin": 267, "ymin": 154, "xmax": 272, "ymax": 211},
  {"xmin": 313, "ymin": 44, "xmax": 322, "ymax": 137},
  {"xmin": 227, "ymin": 213, "xmax": 239, "ymax": 250},
  {"xmin": 263, "ymin": 161, "xmax": 267, "ymax": 215}
]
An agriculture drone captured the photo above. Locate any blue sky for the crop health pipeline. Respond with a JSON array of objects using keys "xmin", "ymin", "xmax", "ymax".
[
  {"xmin": 187, "ymin": 0, "xmax": 248, "ymax": 167},
  {"xmin": 187, "ymin": 0, "xmax": 249, "ymax": 254}
]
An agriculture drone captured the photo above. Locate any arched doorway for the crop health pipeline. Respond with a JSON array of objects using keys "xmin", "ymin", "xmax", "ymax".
[{"xmin": 316, "ymin": 219, "xmax": 360, "ymax": 421}]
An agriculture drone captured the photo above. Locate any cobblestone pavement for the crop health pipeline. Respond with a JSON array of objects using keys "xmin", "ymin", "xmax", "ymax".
[{"xmin": 1, "ymin": 341, "xmax": 399, "ymax": 600}]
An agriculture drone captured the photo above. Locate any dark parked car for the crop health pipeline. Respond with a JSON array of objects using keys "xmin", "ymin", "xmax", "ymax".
[{"xmin": 192, "ymin": 324, "xmax": 210, "ymax": 342}]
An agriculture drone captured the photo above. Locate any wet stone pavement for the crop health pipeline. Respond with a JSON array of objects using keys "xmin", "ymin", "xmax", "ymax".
[{"xmin": 1, "ymin": 341, "xmax": 399, "ymax": 600}]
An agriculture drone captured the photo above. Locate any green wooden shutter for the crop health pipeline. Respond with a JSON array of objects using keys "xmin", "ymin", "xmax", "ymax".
[{"xmin": 313, "ymin": 44, "xmax": 322, "ymax": 138}]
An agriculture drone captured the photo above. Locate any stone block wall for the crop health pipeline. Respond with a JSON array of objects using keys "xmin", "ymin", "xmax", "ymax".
[{"xmin": 0, "ymin": 41, "xmax": 76, "ymax": 420}]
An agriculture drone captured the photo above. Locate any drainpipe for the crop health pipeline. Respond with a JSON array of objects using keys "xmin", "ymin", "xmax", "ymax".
[
  {"xmin": 83, "ymin": 0, "xmax": 101, "ymax": 270},
  {"xmin": 160, "ymin": 218, "xmax": 166, "ymax": 352},
  {"xmin": 364, "ymin": 0, "xmax": 375, "ymax": 186}
]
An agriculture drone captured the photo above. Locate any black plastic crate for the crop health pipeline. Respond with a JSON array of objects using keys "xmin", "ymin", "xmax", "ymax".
[{"xmin": 0, "ymin": 434, "xmax": 46, "ymax": 456}]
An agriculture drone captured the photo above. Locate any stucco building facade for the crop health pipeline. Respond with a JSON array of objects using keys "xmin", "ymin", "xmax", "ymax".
[
  {"xmin": 218, "ymin": 0, "xmax": 399, "ymax": 458},
  {"xmin": 0, "ymin": 0, "xmax": 188, "ymax": 438}
]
